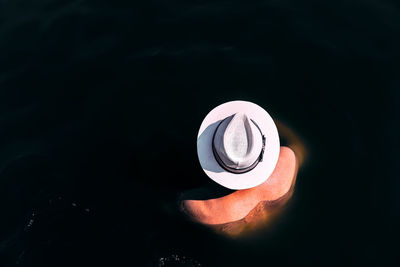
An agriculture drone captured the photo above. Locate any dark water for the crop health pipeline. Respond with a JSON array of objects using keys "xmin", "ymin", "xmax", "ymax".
[{"xmin": 1, "ymin": 0, "xmax": 400, "ymax": 266}]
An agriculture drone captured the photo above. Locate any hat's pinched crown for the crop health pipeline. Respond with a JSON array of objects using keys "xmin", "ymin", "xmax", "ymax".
[{"xmin": 213, "ymin": 113, "xmax": 264, "ymax": 173}]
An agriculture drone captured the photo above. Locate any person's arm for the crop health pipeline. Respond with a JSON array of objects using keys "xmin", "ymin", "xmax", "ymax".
[{"xmin": 180, "ymin": 121, "xmax": 305, "ymax": 236}]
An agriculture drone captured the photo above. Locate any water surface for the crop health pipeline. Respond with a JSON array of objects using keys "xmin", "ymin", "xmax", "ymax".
[{"xmin": 0, "ymin": 0, "xmax": 399, "ymax": 266}]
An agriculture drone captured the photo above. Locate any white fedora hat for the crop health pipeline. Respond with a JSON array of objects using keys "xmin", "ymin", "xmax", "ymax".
[{"xmin": 197, "ymin": 100, "xmax": 280, "ymax": 190}]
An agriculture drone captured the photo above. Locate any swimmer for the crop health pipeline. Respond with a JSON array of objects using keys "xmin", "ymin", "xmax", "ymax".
[{"xmin": 179, "ymin": 101, "xmax": 306, "ymax": 236}]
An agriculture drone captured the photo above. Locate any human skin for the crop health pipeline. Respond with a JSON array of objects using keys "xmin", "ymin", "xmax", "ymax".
[
  {"xmin": 179, "ymin": 121, "xmax": 304, "ymax": 235},
  {"xmin": 181, "ymin": 146, "xmax": 297, "ymax": 225}
]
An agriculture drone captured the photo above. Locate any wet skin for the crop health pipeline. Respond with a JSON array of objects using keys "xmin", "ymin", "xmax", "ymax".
[{"xmin": 179, "ymin": 121, "xmax": 305, "ymax": 236}]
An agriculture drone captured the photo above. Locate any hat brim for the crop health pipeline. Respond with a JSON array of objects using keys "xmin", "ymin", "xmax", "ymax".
[{"xmin": 197, "ymin": 100, "xmax": 280, "ymax": 190}]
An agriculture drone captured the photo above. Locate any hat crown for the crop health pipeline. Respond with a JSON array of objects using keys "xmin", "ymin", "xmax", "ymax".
[{"xmin": 213, "ymin": 113, "xmax": 263, "ymax": 170}]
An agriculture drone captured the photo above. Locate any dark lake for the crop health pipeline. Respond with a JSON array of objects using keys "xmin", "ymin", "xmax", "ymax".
[{"xmin": 0, "ymin": 0, "xmax": 399, "ymax": 266}]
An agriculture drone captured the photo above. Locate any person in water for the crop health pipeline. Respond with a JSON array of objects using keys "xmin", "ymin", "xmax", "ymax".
[{"xmin": 179, "ymin": 101, "xmax": 306, "ymax": 236}]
